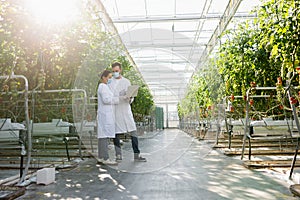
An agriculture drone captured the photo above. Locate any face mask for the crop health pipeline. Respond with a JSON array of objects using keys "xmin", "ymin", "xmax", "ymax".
[
  {"xmin": 113, "ymin": 72, "xmax": 120, "ymax": 78},
  {"xmin": 107, "ymin": 78, "xmax": 112, "ymax": 84}
]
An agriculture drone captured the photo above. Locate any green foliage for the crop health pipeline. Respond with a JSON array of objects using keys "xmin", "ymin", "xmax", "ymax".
[
  {"xmin": 218, "ymin": 21, "xmax": 277, "ymax": 96},
  {"xmin": 179, "ymin": 0, "xmax": 300, "ymax": 119},
  {"xmin": 0, "ymin": 0, "xmax": 154, "ymax": 122},
  {"xmin": 178, "ymin": 59, "xmax": 224, "ymax": 119},
  {"xmin": 258, "ymin": 0, "xmax": 300, "ymax": 79}
]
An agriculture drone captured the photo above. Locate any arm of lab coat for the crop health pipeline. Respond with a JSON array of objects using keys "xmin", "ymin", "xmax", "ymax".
[{"xmin": 100, "ymin": 85, "xmax": 119, "ymax": 105}]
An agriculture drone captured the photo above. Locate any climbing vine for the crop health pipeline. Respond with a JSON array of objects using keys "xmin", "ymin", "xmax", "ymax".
[
  {"xmin": 0, "ymin": 0, "xmax": 154, "ymax": 122},
  {"xmin": 179, "ymin": 0, "xmax": 300, "ymax": 120}
]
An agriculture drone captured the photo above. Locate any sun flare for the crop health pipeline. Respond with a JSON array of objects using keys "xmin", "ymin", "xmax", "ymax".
[{"xmin": 25, "ymin": 0, "xmax": 80, "ymax": 24}]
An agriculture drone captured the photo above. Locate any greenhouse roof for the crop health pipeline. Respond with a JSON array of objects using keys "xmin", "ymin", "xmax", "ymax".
[{"xmin": 101, "ymin": 0, "xmax": 262, "ymax": 104}]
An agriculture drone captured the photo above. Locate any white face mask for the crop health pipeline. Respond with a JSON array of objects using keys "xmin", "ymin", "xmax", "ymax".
[
  {"xmin": 113, "ymin": 72, "xmax": 120, "ymax": 78},
  {"xmin": 107, "ymin": 78, "xmax": 112, "ymax": 84}
]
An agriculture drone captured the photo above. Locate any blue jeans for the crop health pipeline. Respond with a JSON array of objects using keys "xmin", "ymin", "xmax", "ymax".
[{"xmin": 113, "ymin": 131, "xmax": 140, "ymax": 156}]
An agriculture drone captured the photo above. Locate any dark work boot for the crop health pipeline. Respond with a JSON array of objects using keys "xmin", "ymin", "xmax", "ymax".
[
  {"xmin": 134, "ymin": 153, "xmax": 147, "ymax": 162},
  {"xmin": 115, "ymin": 154, "xmax": 122, "ymax": 162}
]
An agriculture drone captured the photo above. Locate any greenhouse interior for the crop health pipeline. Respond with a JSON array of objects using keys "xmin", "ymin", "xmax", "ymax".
[{"xmin": 1, "ymin": 0, "xmax": 300, "ymax": 199}]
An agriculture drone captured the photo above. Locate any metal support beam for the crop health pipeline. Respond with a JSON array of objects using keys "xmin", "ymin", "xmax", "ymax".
[
  {"xmin": 94, "ymin": 0, "xmax": 147, "ymax": 84},
  {"xmin": 137, "ymin": 59, "xmax": 191, "ymax": 63},
  {"xmin": 0, "ymin": 74, "xmax": 30, "ymax": 184},
  {"xmin": 126, "ymin": 42, "xmax": 206, "ymax": 48},
  {"xmin": 186, "ymin": 0, "xmax": 213, "ymax": 72},
  {"xmin": 112, "ymin": 13, "xmax": 256, "ymax": 23},
  {"xmin": 195, "ymin": 0, "xmax": 243, "ymax": 71}
]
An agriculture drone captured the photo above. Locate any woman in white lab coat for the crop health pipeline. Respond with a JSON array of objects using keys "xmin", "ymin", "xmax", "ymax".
[{"xmin": 97, "ymin": 70, "xmax": 119, "ymax": 165}]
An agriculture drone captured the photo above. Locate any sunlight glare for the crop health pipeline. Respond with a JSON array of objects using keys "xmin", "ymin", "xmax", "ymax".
[{"xmin": 25, "ymin": 0, "xmax": 79, "ymax": 24}]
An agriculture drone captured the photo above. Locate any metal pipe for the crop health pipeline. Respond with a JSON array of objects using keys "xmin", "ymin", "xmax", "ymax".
[
  {"xmin": 0, "ymin": 86, "xmax": 87, "ymax": 178},
  {"xmin": 239, "ymin": 85, "xmax": 300, "ymax": 160},
  {"xmin": 287, "ymin": 83, "xmax": 300, "ymax": 179},
  {"xmin": 0, "ymin": 74, "xmax": 31, "ymax": 184},
  {"xmin": 112, "ymin": 13, "xmax": 257, "ymax": 23},
  {"xmin": 241, "ymin": 88, "xmax": 251, "ymax": 160},
  {"xmin": 31, "ymin": 89, "xmax": 87, "ymax": 159},
  {"xmin": 1, "ymin": 88, "xmax": 87, "ymax": 138}
]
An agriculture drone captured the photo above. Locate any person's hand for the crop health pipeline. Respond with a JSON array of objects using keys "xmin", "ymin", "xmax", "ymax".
[
  {"xmin": 119, "ymin": 96, "xmax": 130, "ymax": 102},
  {"xmin": 119, "ymin": 89, "xmax": 126, "ymax": 96},
  {"xmin": 129, "ymin": 97, "xmax": 134, "ymax": 104}
]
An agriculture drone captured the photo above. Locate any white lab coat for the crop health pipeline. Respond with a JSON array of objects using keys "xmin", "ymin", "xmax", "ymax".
[
  {"xmin": 109, "ymin": 77, "xmax": 137, "ymax": 133},
  {"xmin": 97, "ymin": 83, "xmax": 119, "ymax": 138}
]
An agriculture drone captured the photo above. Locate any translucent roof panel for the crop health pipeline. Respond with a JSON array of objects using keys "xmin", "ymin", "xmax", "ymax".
[
  {"xmin": 208, "ymin": 0, "xmax": 229, "ymax": 14},
  {"xmin": 101, "ymin": 0, "xmax": 262, "ymax": 105},
  {"xmin": 175, "ymin": 0, "xmax": 206, "ymax": 14},
  {"xmin": 146, "ymin": 0, "xmax": 175, "ymax": 16}
]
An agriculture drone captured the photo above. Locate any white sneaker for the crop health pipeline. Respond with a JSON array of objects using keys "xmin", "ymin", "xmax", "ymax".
[
  {"xmin": 115, "ymin": 155, "xmax": 122, "ymax": 162},
  {"xmin": 96, "ymin": 158, "xmax": 104, "ymax": 164},
  {"xmin": 102, "ymin": 159, "xmax": 118, "ymax": 165}
]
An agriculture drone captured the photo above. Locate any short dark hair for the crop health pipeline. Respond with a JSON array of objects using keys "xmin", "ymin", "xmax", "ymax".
[
  {"xmin": 100, "ymin": 70, "xmax": 111, "ymax": 79},
  {"xmin": 111, "ymin": 62, "xmax": 121, "ymax": 69}
]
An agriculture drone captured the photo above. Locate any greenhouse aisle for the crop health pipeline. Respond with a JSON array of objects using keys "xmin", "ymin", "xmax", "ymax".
[{"xmin": 18, "ymin": 129, "xmax": 296, "ymax": 200}]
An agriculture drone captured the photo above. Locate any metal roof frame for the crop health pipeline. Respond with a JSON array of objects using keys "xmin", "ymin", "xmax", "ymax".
[{"xmin": 99, "ymin": 0, "xmax": 260, "ymax": 105}]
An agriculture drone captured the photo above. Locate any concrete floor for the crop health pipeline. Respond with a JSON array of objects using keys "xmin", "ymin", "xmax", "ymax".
[{"xmin": 14, "ymin": 129, "xmax": 298, "ymax": 200}]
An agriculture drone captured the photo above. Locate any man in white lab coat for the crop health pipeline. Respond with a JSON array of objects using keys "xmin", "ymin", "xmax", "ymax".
[{"xmin": 109, "ymin": 62, "xmax": 146, "ymax": 162}]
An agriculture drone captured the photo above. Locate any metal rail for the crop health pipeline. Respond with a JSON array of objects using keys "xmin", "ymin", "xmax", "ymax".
[
  {"xmin": 31, "ymin": 89, "xmax": 87, "ymax": 160},
  {"xmin": 195, "ymin": 0, "xmax": 243, "ymax": 72},
  {"xmin": 0, "ymin": 74, "xmax": 30, "ymax": 184},
  {"xmin": 240, "ymin": 86, "xmax": 295, "ymax": 160},
  {"xmin": 112, "ymin": 13, "xmax": 257, "ymax": 23},
  {"xmin": 0, "ymin": 82, "xmax": 88, "ymax": 183}
]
